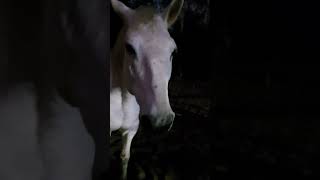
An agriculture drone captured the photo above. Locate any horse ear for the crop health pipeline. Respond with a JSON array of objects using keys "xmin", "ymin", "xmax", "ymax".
[
  {"xmin": 162, "ymin": 0, "xmax": 184, "ymax": 28},
  {"xmin": 111, "ymin": 0, "xmax": 133, "ymax": 21}
]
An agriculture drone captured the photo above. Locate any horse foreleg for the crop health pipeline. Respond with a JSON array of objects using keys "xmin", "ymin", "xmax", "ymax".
[{"xmin": 120, "ymin": 129, "xmax": 137, "ymax": 180}]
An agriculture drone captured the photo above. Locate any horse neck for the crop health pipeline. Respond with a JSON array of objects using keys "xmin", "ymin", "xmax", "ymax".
[{"xmin": 111, "ymin": 29, "xmax": 128, "ymax": 92}]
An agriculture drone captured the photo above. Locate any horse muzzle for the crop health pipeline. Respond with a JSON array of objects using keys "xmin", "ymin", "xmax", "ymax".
[{"xmin": 140, "ymin": 112, "xmax": 175, "ymax": 132}]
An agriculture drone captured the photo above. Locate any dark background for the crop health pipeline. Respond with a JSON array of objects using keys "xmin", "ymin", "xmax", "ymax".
[
  {"xmin": 211, "ymin": 0, "xmax": 320, "ymax": 179},
  {"xmin": 111, "ymin": 0, "xmax": 320, "ymax": 179}
]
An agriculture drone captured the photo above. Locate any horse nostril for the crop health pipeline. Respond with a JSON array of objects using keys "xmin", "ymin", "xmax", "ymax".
[
  {"xmin": 168, "ymin": 112, "xmax": 175, "ymax": 122},
  {"xmin": 160, "ymin": 121, "xmax": 173, "ymax": 132},
  {"xmin": 140, "ymin": 113, "xmax": 175, "ymax": 132},
  {"xmin": 167, "ymin": 121, "xmax": 174, "ymax": 131},
  {"xmin": 162, "ymin": 113, "xmax": 175, "ymax": 131}
]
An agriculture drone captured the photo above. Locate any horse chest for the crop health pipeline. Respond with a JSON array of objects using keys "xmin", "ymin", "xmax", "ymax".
[{"xmin": 110, "ymin": 88, "xmax": 140, "ymax": 132}]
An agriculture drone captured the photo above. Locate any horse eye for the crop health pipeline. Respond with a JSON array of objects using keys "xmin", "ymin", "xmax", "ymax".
[{"xmin": 125, "ymin": 43, "xmax": 136, "ymax": 57}]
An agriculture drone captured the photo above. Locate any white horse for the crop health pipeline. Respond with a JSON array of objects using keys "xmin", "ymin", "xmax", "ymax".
[
  {"xmin": 110, "ymin": 0, "xmax": 184, "ymax": 179},
  {"xmin": 0, "ymin": 84, "xmax": 94, "ymax": 180}
]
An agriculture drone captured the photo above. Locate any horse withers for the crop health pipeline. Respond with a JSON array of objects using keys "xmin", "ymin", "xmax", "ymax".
[{"xmin": 110, "ymin": 0, "xmax": 184, "ymax": 179}]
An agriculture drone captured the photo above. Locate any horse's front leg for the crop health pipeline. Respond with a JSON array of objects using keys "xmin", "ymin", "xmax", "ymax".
[{"xmin": 120, "ymin": 128, "xmax": 137, "ymax": 180}]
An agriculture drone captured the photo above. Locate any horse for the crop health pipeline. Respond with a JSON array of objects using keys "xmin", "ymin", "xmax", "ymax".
[
  {"xmin": 110, "ymin": 0, "xmax": 184, "ymax": 179},
  {"xmin": 0, "ymin": 0, "xmax": 108, "ymax": 179},
  {"xmin": 43, "ymin": 0, "xmax": 110, "ymax": 178}
]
